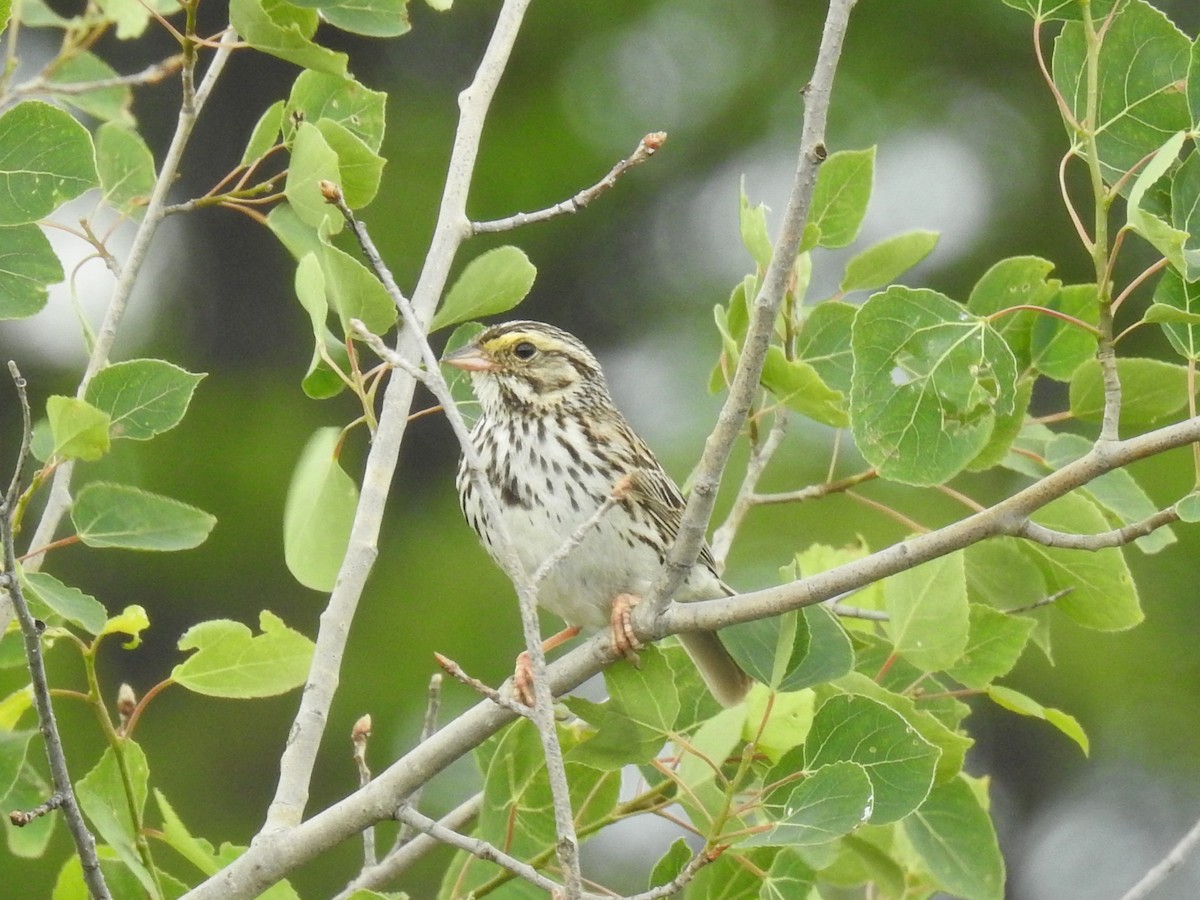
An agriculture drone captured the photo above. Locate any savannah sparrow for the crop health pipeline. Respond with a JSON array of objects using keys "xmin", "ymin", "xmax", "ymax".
[{"xmin": 443, "ymin": 320, "xmax": 751, "ymax": 707}]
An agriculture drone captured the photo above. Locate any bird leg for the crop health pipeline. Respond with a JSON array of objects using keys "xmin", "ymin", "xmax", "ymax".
[
  {"xmin": 513, "ymin": 625, "xmax": 581, "ymax": 706},
  {"xmin": 610, "ymin": 592, "xmax": 643, "ymax": 663}
]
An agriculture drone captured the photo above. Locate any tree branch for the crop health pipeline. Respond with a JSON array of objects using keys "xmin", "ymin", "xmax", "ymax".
[
  {"xmin": 257, "ymin": 0, "xmax": 537, "ymax": 838},
  {"xmin": 1119, "ymin": 813, "xmax": 1200, "ymax": 900},
  {"xmin": 169, "ymin": 396, "xmax": 1200, "ymax": 898},
  {"xmin": 643, "ymin": 0, "xmax": 858, "ymax": 627},
  {"xmin": 471, "ymin": 131, "xmax": 667, "ymax": 234},
  {"xmin": 1, "ymin": 364, "xmax": 111, "ymax": 900}
]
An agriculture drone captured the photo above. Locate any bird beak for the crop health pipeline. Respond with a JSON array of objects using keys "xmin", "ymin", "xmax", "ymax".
[{"xmin": 442, "ymin": 343, "xmax": 497, "ymax": 372}]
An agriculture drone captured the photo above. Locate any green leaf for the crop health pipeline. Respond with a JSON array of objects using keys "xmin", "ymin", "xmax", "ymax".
[
  {"xmin": 1053, "ymin": 1, "xmax": 1191, "ymax": 188},
  {"xmin": 986, "ymin": 685, "xmax": 1089, "ymax": 753},
  {"xmin": 743, "ymin": 687, "xmax": 815, "ymax": 763},
  {"xmin": 850, "ymin": 286, "xmax": 1018, "ymax": 486},
  {"xmin": 76, "ymin": 741, "xmax": 156, "ymax": 897},
  {"xmin": 294, "ymin": 253, "xmax": 349, "ymax": 399},
  {"xmin": 155, "ymin": 789, "xmax": 223, "ymax": 877},
  {"xmin": 46, "ymin": 52, "xmax": 133, "ymax": 124},
  {"xmin": 903, "ymin": 776, "xmax": 1005, "ymax": 900},
  {"xmin": 430, "ymin": 246, "xmax": 537, "ymax": 332},
  {"xmin": 46, "ymin": 396, "xmax": 111, "ymax": 461},
  {"xmin": 98, "ymin": 605, "xmax": 150, "ymax": 649},
  {"xmin": 288, "ymin": 0, "xmax": 411, "ymax": 38},
  {"xmin": 748, "ymin": 761, "xmax": 873, "ymax": 847},
  {"xmin": 73, "ymin": 483, "xmax": 216, "ymax": 551},
  {"xmin": 809, "ymin": 147, "xmax": 875, "ymax": 248},
  {"xmin": 284, "ymin": 71, "xmax": 387, "ymax": 152},
  {"xmin": 649, "ymin": 839, "xmax": 693, "ymax": 891},
  {"xmin": 441, "ymin": 322, "xmax": 486, "ymax": 427},
  {"xmin": 967, "ymin": 256, "xmax": 1060, "ymax": 371},
  {"xmin": 85, "ymin": 359, "xmax": 205, "ymax": 441},
  {"xmin": 173, "ymin": 611, "xmax": 315, "ymax": 698},
  {"xmin": 1152, "ymin": 268, "xmax": 1200, "ymax": 361},
  {"xmin": 966, "ymin": 376, "xmax": 1032, "ymax": 472},
  {"xmin": 315, "ymin": 118, "xmax": 385, "ymax": 209},
  {"xmin": 1171, "ymin": 148, "xmax": 1200, "ymax": 281},
  {"xmin": 229, "ymin": 0, "xmax": 349, "ymax": 76},
  {"xmin": 1000, "ymin": 0, "xmax": 1117, "ymax": 22},
  {"xmin": 321, "ymin": 243, "xmax": 398, "ymax": 335},
  {"xmin": 1069, "ymin": 357, "xmax": 1191, "ymax": 426},
  {"xmin": 1144, "ymin": 302, "xmax": 1200, "ymax": 326},
  {"xmin": 884, "ymin": 551, "xmax": 969, "ymax": 672},
  {"xmin": 804, "ymin": 693, "xmax": 940, "ymax": 824},
  {"xmin": 283, "ymin": 427, "xmax": 359, "ymax": 591},
  {"xmin": 242, "ymin": 100, "xmax": 285, "ymax": 166},
  {"xmin": 0, "ymin": 224, "xmax": 63, "ymax": 319},
  {"xmin": 0, "ymin": 101, "xmax": 98, "ymax": 226},
  {"xmin": 0, "ymin": 729, "xmax": 35, "ymax": 802},
  {"xmin": 1125, "ymin": 131, "xmax": 1190, "ymax": 269},
  {"xmin": 1175, "ymin": 491, "xmax": 1200, "ymax": 522},
  {"xmin": 722, "ymin": 610, "xmax": 805, "ymax": 691},
  {"xmin": 1191, "ymin": 32, "xmax": 1200, "ymax": 130},
  {"xmin": 95, "ymin": 122, "xmax": 156, "ymax": 220},
  {"xmin": 831, "ymin": 671, "xmax": 973, "ymax": 783},
  {"xmin": 20, "ymin": 571, "xmax": 107, "ymax": 635},
  {"xmin": 945, "ymin": 605, "xmax": 1036, "ymax": 690},
  {"xmin": 839, "ymin": 230, "xmax": 939, "ymax": 293},
  {"xmin": 795, "ymin": 300, "xmax": 855, "ymax": 393},
  {"xmin": 1019, "ymin": 493, "xmax": 1142, "ymax": 631},
  {"xmin": 739, "ymin": 178, "xmax": 773, "ymax": 269},
  {"xmin": 286, "ymin": 121, "xmax": 342, "ymax": 233},
  {"xmin": 760, "ymin": 345, "xmax": 848, "ymax": 427},
  {"xmin": 1046, "ymin": 432, "xmax": 1176, "ymax": 554},
  {"xmin": 759, "ymin": 849, "xmax": 817, "ymax": 899},
  {"xmin": 1029, "ymin": 283, "xmax": 1099, "ymax": 380}
]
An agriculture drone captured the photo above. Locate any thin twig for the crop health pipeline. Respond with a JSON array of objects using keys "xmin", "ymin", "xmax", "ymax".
[
  {"xmin": 334, "ymin": 183, "xmax": 583, "ymax": 891},
  {"xmin": 1, "ymin": 364, "xmax": 111, "ymax": 900},
  {"xmin": 8, "ymin": 792, "xmax": 67, "ymax": 827},
  {"xmin": 393, "ymin": 675, "xmax": 445, "ymax": 849},
  {"xmin": 750, "ymin": 467, "xmax": 878, "ymax": 505},
  {"xmin": 710, "ymin": 413, "xmax": 788, "ymax": 569},
  {"xmin": 1119, "ymin": 814, "xmax": 1200, "ymax": 900},
  {"xmin": 351, "ymin": 715, "xmax": 375, "ymax": 868},
  {"xmin": 333, "ymin": 794, "xmax": 484, "ymax": 898},
  {"xmin": 1016, "ymin": 508, "xmax": 1179, "ymax": 550},
  {"xmin": 643, "ymin": 0, "xmax": 859, "ymax": 629},
  {"xmin": 1005, "ymin": 587, "xmax": 1073, "ymax": 616},
  {"xmin": 624, "ymin": 846, "xmax": 722, "ymax": 900},
  {"xmin": 257, "ymin": 0, "xmax": 539, "ymax": 843},
  {"xmin": 394, "ymin": 804, "xmax": 566, "ymax": 895},
  {"xmin": 10, "ymin": 54, "xmax": 184, "ymax": 99},
  {"xmin": 472, "ymin": 132, "xmax": 667, "ymax": 233},
  {"xmin": 434, "ymin": 653, "xmax": 532, "ymax": 718}
]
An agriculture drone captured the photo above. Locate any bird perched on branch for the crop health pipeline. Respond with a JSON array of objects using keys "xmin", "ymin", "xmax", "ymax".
[{"xmin": 443, "ymin": 320, "xmax": 751, "ymax": 707}]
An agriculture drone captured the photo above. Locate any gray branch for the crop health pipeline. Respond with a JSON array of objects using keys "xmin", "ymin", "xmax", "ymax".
[
  {"xmin": 2, "ymin": 365, "xmax": 111, "ymax": 900},
  {"xmin": 642, "ymin": 0, "xmax": 859, "ymax": 628}
]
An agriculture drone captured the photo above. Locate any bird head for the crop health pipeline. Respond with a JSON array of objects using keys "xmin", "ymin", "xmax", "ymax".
[{"xmin": 442, "ymin": 321, "xmax": 609, "ymax": 416}]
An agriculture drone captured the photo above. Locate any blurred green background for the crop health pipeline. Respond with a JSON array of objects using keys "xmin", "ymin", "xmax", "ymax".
[{"xmin": 3, "ymin": 0, "xmax": 1200, "ymax": 896}]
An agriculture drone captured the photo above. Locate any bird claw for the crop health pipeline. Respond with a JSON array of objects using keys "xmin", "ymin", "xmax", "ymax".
[
  {"xmin": 610, "ymin": 593, "xmax": 643, "ymax": 664},
  {"xmin": 513, "ymin": 650, "xmax": 536, "ymax": 707}
]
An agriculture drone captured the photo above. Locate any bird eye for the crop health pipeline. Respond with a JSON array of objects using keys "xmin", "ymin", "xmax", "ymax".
[{"xmin": 513, "ymin": 341, "xmax": 537, "ymax": 360}]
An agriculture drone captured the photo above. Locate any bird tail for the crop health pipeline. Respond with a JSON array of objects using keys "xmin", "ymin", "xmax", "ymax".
[{"xmin": 676, "ymin": 630, "xmax": 751, "ymax": 707}]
